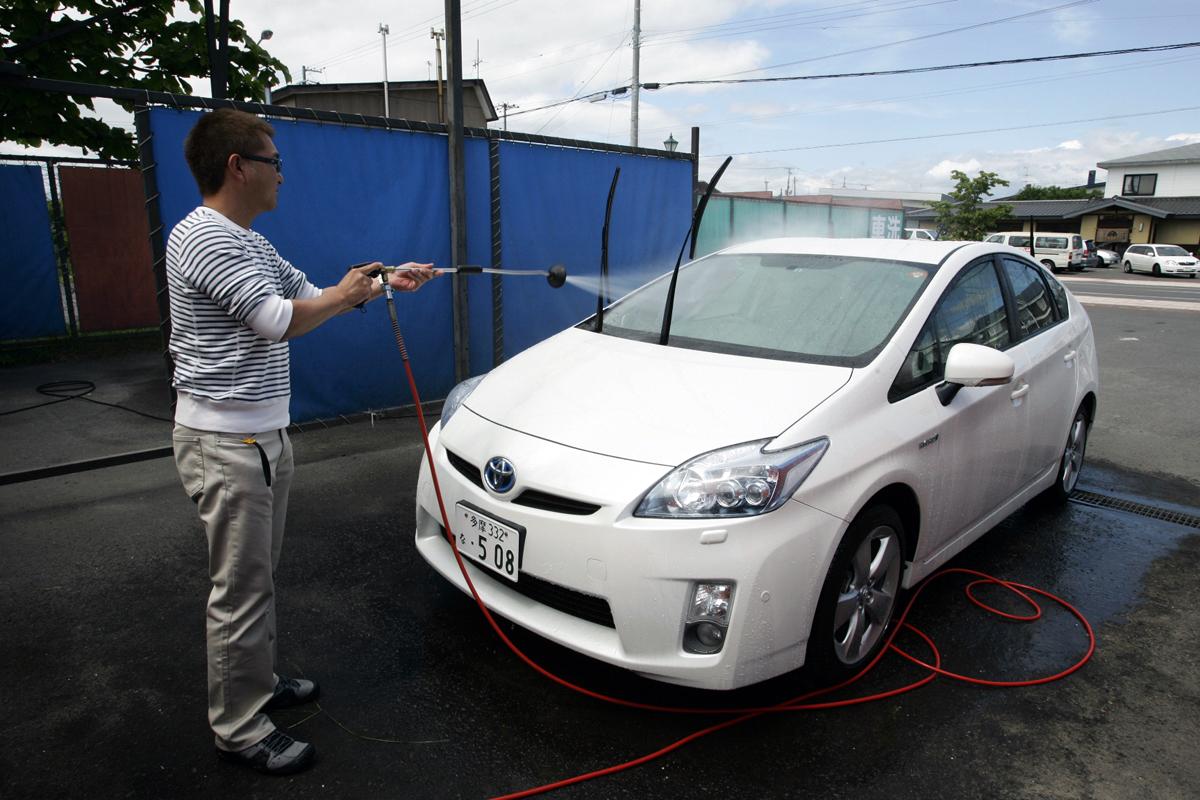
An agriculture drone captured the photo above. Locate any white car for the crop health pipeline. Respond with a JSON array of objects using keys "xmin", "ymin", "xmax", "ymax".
[
  {"xmin": 1095, "ymin": 247, "xmax": 1120, "ymax": 268},
  {"xmin": 1122, "ymin": 244, "xmax": 1198, "ymax": 277},
  {"xmin": 415, "ymin": 238, "xmax": 1099, "ymax": 690},
  {"xmin": 903, "ymin": 228, "xmax": 937, "ymax": 241}
]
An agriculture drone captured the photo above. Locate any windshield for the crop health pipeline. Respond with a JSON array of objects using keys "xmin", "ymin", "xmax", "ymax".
[
  {"xmin": 584, "ymin": 252, "xmax": 934, "ymax": 366},
  {"xmin": 1156, "ymin": 245, "xmax": 1191, "ymax": 257}
]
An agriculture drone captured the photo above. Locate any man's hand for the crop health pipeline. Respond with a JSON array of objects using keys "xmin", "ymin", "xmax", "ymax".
[
  {"xmin": 337, "ymin": 262, "xmax": 382, "ymax": 309},
  {"xmin": 386, "ymin": 262, "xmax": 440, "ymax": 293}
]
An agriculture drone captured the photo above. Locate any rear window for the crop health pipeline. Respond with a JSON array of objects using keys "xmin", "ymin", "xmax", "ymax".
[
  {"xmin": 591, "ymin": 253, "xmax": 934, "ymax": 367},
  {"xmin": 1035, "ymin": 236, "xmax": 1068, "ymax": 249}
]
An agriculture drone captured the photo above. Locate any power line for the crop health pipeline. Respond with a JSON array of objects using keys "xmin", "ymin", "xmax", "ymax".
[
  {"xmin": 707, "ymin": 105, "xmax": 1200, "ymax": 157},
  {"xmin": 636, "ymin": 50, "xmax": 1200, "ymax": 140},
  {"xmin": 714, "ymin": 0, "xmax": 1097, "ymax": 78},
  {"xmin": 505, "ymin": 41, "xmax": 1200, "ymax": 118},
  {"xmin": 659, "ymin": 41, "xmax": 1200, "ymax": 88}
]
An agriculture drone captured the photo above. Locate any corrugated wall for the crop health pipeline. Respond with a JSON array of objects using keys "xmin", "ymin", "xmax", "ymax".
[{"xmin": 58, "ymin": 166, "xmax": 158, "ymax": 332}]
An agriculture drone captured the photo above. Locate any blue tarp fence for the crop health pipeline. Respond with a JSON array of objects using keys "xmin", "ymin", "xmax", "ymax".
[
  {"xmin": 146, "ymin": 107, "xmax": 692, "ymax": 422},
  {"xmin": 0, "ymin": 163, "xmax": 67, "ymax": 340}
]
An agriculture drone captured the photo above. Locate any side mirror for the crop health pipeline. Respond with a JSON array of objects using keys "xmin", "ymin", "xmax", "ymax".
[{"xmin": 936, "ymin": 343, "xmax": 1015, "ymax": 406}]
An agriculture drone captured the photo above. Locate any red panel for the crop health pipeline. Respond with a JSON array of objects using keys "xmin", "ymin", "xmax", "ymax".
[{"xmin": 59, "ymin": 167, "xmax": 158, "ymax": 332}]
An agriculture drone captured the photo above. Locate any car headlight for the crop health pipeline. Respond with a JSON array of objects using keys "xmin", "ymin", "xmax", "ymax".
[
  {"xmin": 440, "ymin": 374, "xmax": 485, "ymax": 429},
  {"xmin": 635, "ymin": 437, "xmax": 829, "ymax": 518},
  {"xmin": 1165, "ymin": 260, "xmax": 1177, "ymax": 266}
]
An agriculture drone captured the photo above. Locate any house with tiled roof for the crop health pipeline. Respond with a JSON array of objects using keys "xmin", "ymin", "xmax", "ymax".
[{"xmin": 907, "ymin": 142, "xmax": 1200, "ymax": 255}]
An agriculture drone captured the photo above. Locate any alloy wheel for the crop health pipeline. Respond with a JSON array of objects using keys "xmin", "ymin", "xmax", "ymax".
[
  {"xmin": 1060, "ymin": 414, "xmax": 1088, "ymax": 495},
  {"xmin": 832, "ymin": 525, "xmax": 902, "ymax": 665}
]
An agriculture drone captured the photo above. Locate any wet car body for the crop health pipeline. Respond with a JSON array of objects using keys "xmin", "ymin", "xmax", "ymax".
[{"xmin": 414, "ymin": 238, "xmax": 1100, "ymax": 690}]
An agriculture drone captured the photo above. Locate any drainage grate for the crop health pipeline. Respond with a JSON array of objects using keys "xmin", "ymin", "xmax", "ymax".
[{"xmin": 1069, "ymin": 489, "xmax": 1200, "ymax": 529}]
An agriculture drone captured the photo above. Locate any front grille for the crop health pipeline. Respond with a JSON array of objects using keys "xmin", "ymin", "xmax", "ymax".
[
  {"xmin": 445, "ymin": 450, "xmax": 601, "ymax": 516},
  {"xmin": 513, "ymin": 489, "xmax": 601, "ymax": 516},
  {"xmin": 509, "ymin": 571, "xmax": 616, "ymax": 628},
  {"xmin": 446, "ymin": 450, "xmax": 483, "ymax": 489}
]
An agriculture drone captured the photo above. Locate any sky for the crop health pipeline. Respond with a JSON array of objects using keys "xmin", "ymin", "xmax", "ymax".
[{"xmin": 13, "ymin": 0, "xmax": 1200, "ymax": 195}]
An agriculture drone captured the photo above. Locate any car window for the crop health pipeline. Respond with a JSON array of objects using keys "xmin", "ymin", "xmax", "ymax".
[
  {"xmin": 1156, "ymin": 245, "xmax": 1190, "ymax": 257},
  {"xmin": 986, "ymin": 235, "xmax": 1004, "ymax": 243},
  {"xmin": 890, "ymin": 259, "xmax": 1010, "ymax": 400},
  {"xmin": 1072, "ymin": 236, "xmax": 1083, "ymax": 249},
  {"xmin": 1009, "ymin": 235, "xmax": 1030, "ymax": 248},
  {"xmin": 595, "ymin": 252, "xmax": 934, "ymax": 366},
  {"xmin": 1001, "ymin": 257, "xmax": 1055, "ymax": 337},
  {"xmin": 1042, "ymin": 268, "xmax": 1070, "ymax": 319},
  {"xmin": 1035, "ymin": 236, "xmax": 1068, "ymax": 249}
]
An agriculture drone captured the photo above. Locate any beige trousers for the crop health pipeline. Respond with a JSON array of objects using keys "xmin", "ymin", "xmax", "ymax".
[{"xmin": 173, "ymin": 423, "xmax": 295, "ymax": 750}]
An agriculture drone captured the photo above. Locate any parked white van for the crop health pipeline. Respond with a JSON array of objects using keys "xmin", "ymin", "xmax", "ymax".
[{"xmin": 983, "ymin": 232, "xmax": 1086, "ymax": 272}]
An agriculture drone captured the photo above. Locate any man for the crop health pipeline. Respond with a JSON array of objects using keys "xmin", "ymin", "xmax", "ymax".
[{"xmin": 166, "ymin": 108, "xmax": 435, "ymax": 775}]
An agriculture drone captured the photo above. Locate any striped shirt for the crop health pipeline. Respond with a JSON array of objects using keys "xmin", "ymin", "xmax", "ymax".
[{"xmin": 166, "ymin": 206, "xmax": 320, "ymax": 432}]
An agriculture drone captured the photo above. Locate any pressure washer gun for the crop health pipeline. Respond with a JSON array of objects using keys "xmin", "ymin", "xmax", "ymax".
[
  {"xmin": 375, "ymin": 263, "xmax": 567, "ymax": 288},
  {"xmin": 349, "ymin": 262, "xmax": 567, "ymax": 311}
]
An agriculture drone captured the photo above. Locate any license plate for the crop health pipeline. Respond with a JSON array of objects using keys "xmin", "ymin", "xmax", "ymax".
[{"xmin": 454, "ymin": 501, "xmax": 524, "ymax": 583}]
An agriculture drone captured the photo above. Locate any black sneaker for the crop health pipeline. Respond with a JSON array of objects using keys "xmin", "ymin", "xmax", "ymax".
[
  {"xmin": 217, "ymin": 730, "xmax": 316, "ymax": 775},
  {"xmin": 264, "ymin": 675, "xmax": 320, "ymax": 710}
]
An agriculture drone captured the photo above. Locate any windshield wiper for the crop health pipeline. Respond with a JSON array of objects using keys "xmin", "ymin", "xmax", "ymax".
[{"xmin": 659, "ymin": 156, "xmax": 732, "ymax": 346}]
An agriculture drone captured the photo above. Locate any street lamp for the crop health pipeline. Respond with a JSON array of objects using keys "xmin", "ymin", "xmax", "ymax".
[
  {"xmin": 663, "ymin": 133, "xmax": 678, "ymax": 152},
  {"xmin": 256, "ymin": 30, "xmax": 275, "ymax": 104}
]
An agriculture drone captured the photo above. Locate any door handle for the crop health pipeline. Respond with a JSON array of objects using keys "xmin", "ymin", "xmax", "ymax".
[
  {"xmin": 1063, "ymin": 350, "xmax": 1077, "ymax": 363},
  {"xmin": 1010, "ymin": 383, "xmax": 1030, "ymax": 400}
]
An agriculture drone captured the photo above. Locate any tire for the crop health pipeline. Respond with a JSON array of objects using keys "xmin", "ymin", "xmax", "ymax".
[
  {"xmin": 1041, "ymin": 406, "xmax": 1090, "ymax": 504},
  {"xmin": 806, "ymin": 505, "xmax": 906, "ymax": 682},
  {"xmin": 1123, "ymin": 261, "xmax": 1133, "ymax": 273},
  {"xmin": 1041, "ymin": 259, "xmax": 1057, "ymax": 273},
  {"xmin": 1153, "ymin": 264, "xmax": 1161, "ymax": 277}
]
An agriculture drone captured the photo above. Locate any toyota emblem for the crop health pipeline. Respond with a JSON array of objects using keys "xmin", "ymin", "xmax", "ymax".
[{"xmin": 484, "ymin": 456, "xmax": 516, "ymax": 494}]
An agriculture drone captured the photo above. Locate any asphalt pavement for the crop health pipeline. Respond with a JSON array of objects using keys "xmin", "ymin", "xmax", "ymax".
[{"xmin": 1, "ymin": 297, "xmax": 1198, "ymax": 800}]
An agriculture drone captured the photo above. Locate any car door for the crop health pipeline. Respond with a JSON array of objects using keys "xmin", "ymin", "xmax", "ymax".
[
  {"xmin": 998, "ymin": 257, "xmax": 1078, "ymax": 486},
  {"xmin": 889, "ymin": 257, "xmax": 1026, "ymax": 559}
]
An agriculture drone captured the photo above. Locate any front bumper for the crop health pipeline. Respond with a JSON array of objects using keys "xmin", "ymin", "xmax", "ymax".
[{"xmin": 413, "ymin": 408, "xmax": 847, "ymax": 690}]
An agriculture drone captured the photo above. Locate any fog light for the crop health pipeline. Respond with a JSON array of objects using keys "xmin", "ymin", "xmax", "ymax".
[
  {"xmin": 683, "ymin": 581, "xmax": 734, "ymax": 655},
  {"xmin": 694, "ymin": 621, "xmax": 724, "ymax": 647}
]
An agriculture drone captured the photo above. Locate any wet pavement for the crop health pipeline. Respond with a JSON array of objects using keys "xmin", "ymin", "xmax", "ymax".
[{"xmin": 1, "ymin": 402, "xmax": 1197, "ymax": 799}]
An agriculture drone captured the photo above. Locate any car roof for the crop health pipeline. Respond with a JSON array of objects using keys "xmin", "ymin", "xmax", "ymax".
[{"xmin": 718, "ymin": 236, "xmax": 973, "ymax": 265}]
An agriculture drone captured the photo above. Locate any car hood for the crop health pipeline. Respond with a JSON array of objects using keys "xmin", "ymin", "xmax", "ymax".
[{"xmin": 463, "ymin": 327, "xmax": 852, "ymax": 466}]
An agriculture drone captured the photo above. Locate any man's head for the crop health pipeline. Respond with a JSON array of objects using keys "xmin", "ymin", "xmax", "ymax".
[{"xmin": 184, "ymin": 109, "xmax": 281, "ymax": 207}]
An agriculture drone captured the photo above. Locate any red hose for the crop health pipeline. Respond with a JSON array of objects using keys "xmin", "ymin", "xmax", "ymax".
[{"xmin": 390, "ymin": 317, "xmax": 1095, "ymax": 799}]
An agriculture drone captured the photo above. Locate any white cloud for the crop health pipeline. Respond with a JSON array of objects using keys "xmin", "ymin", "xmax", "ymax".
[
  {"xmin": 926, "ymin": 159, "xmax": 982, "ymax": 180},
  {"xmin": 1166, "ymin": 133, "xmax": 1200, "ymax": 144},
  {"xmin": 1057, "ymin": 140, "xmax": 1083, "ymax": 151}
]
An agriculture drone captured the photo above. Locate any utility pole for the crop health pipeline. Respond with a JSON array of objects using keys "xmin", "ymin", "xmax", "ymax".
[
  {"xmin": 379, "ymin": 23, "xmax": 390, "ymax": 116},
  {"xmin": 630, "ymin": 0, "xmax": 641, "ymax": 147},
  {"xmin": 786, "ymin": 168, "xmax": 794, "ymax": 197},
  {"xmin": 498, "ymin": 102, "xmax": 518, "ymax": 131},
  {"xmin": 431, "ymin": 27, "xmax": 446, "ymax": 124},
  {"xmin": 473, "ymin": 39, "xmax": 483, "ymax": 79},
  {"xmin": 443, "ymin": 1, "xmax": 470, "ymax": 381},
  {"xmin": 301, "ymin": 65, "xmax": 323, "ymax": 84}
]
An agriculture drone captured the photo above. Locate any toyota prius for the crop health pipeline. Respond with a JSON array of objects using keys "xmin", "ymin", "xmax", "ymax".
[{"xmin": 414, "ymin": 237, "xmax": 1099, "ymax": 690}]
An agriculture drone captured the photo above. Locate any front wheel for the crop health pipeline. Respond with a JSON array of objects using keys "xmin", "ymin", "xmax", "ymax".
[
  {"xmin": 806, "ymin": 505, "xmax": 906, "ymax": 682},
  {"xmin": 1042, "ymin": 407, "xmax": 1090, "ymax": 504},
  {"xmin": 1153, "ymin": 264, "xmax": 1161, "ymax": 277},
  {"xmin": 1123, "ymin": 261, "xmax": 1133, "ymax": 273}
]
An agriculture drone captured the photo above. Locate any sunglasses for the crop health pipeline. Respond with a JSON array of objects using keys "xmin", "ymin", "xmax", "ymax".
[{"xmin": 238, "ymin": 153, "xmax": 283, "ymax": 173}]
